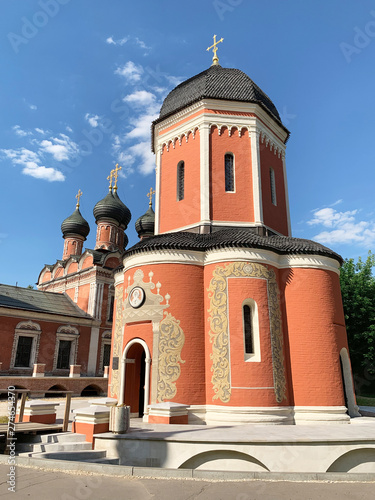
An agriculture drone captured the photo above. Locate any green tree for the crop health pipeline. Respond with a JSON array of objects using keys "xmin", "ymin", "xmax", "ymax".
[{"xmin": 340, "ymin": 251, "xmax": 375, "ymax": 385}]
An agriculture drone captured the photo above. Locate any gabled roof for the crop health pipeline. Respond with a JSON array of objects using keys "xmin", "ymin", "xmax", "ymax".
[{"xmin": 0, "ymin": 284, "xmax": 92, "ymax": 319}]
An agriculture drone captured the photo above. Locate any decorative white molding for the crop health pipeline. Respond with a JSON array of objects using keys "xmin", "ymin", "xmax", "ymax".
[
  {"xmin": 200, "ymin": 123, "xmax": 210, "ymax": 226},
  {"xmin": 250, "ymin": 129, "xmax": 263, "ymax": 225},
  {"xmin": 125, "ymin": 250, "xmax": 205, "ymax": 270},
  {"xmin": 10, "ymin": 321, "xmax": 42, "ymax": 370}
]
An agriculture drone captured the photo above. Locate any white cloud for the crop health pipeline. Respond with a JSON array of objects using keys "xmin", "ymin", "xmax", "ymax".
[
  {"xmin": 85, "ymin": 113, "xmax": 100, "ymax": 128},
  {"xmin": 115, "ymin": 61, "xmax": 144, "ymax": 83},
  {"xmin": 12, "ymin": 125, "xmax": 32, "ymax": 137},
  {"xmin": 66, "ymin": 125, "xmax": 73, "ymax": 133},
  {"xmin": 128, "ymin": 141, "xmax": 155, "ymax": 175},
  {"xmin": 308, "ymin": 206, "xmax": 375, "ymax": 247},
  {"xmin": 29, "ymin": 104, "xmax": 37, "ymax": 110},
  {"xmin": 106, "ymin": 35, "xmax": 129, "ymax": 46},
  {"xmin": 22, "ymin": 163, "xmax": 65, "ymax": 182},
  {"xmin": 39, "ymin": 134, "xmax": 78, "ymax": 161},
  {"xmin": 123, "ymin": 90, "xmax": 156, "ymax": 107},
  {"xmin": 35, "ymin": 127, "xmax": 47, "ymax": 135},
  {"xmin": 1, "ymin": 148, "xmax": 65, "ymax": 182},
  {"xmin": 126, "ymin": 112, "xmax": 158, "ymax": 140}
]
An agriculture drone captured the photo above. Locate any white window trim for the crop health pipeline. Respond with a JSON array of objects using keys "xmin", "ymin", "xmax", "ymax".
[
  {"xmin": 242, "ymin": 299, "xmax": 261, "ymax": 362},
  {"xmin": 53, "ymin": 326, "xmax": 79, "ymax": 371},
  {"xmin": 10, "ymin": 321, "xmax": 41, "ymax": 370},
  {"xmin": 224, "ymin": 152, "xmax": 236, "ymax": 193},
  {"xmin": 99, "ymin": 331, "xmax": 112, "ymax": 375}
]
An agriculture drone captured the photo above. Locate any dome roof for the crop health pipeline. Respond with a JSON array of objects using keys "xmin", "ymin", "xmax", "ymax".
[
  {"xmin": 135, "ymin": 206, "xmax": 155, "ymax": 238},
  {"xmin": 158, "ymin": 65, "xmax": 281, "ymax": 122},
  {"xmin": 61, "ymin": 207, "xmax": 90, "ymax": 239},
  {"xmin": 93, "ymin": 190, "xmax": 131, "ymax": 227},
  {"xmin": 113, "ymin": 190, "xmax": 131, "ymax": 228}
]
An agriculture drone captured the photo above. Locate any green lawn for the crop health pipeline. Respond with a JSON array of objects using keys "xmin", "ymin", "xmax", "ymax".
[{"xmin": 356, "ymin": 396, "xmax": 375, "ymax": 407}]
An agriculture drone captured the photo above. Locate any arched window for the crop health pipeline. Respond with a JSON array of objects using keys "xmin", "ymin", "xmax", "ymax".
[
  {"xmin": 242, "ymin": 300, "xmax": 261, "ymax": 362},
  {"xmin": 225, "ymin": 153, "xmax": 235, "ymax": 192},
  {"xmin": 270, "ymin": 167, "xmax": 277, "ymax": 205},
  {"xmin": 177, "ymin": 161, "xmax": 184, "ymax": 201}
]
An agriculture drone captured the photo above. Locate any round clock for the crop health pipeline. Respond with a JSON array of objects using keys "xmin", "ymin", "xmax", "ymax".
[{"xmin": 128, "ymin": 286, "xmax": 145, "ymax": 308}]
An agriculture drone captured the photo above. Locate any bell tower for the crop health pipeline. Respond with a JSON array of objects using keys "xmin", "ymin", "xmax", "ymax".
[{"xmin": 152, "ymin": 38, "xmax": 291, "ymax": 237}]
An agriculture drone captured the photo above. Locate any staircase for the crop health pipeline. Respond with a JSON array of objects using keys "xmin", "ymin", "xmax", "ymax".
[{"xmin": 16, "ymin": 432, "xmax": 119, "ymax": 464}]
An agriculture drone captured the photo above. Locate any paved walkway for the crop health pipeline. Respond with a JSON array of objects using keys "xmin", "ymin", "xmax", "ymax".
[{"xmin": 0, "ymin": 463, "xmax": 374, "ymax": 500}]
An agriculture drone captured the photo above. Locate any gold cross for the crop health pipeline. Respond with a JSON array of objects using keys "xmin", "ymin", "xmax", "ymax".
[
  {"xmin": 147, "ymin": 187, "xmax": 155, "ymax": 207},
  {"xmin": 107, "ymin": 171, "xmax": 114, "ymax": 190},
  {"xmin": 75, "ymin": 189, "xmax": 83, "ymax": 208},
  {"xmin": 207, "ymin": 34, "xmax": 224, "ymax": 66},
  {"xmin": 112, "ymin": 163, "xmax": 122, "ymax": 191}
]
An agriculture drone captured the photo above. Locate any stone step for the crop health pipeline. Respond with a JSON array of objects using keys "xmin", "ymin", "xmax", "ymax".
[
  {"xmin": 17, "ymin": 432, "xmax": 86, "ymax": 444},
  {"xmin": 17, "ymin": 441, "xmax": 92, "ymax": 453},
  {"xmin": 20, "ymin": 449, "xmax": 107, "ymax": 461},
  {"xmin": 85, "ymin": 457, "xmax": 120, "ymax": 465}
]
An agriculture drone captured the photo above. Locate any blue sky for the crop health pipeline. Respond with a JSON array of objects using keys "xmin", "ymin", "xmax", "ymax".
[{"xmin": 1, "ymin": 0, "xmax": 375, "ymax": 287}]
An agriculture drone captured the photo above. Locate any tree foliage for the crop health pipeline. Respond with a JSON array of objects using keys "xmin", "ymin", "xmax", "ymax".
[{"xmin": 340, "ymin": 251, "xmax": 375, "ymax": 380}]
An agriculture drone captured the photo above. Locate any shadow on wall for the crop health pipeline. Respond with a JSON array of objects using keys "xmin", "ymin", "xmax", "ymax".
[
  {"xmin": 179, "ymin": 450, "xmax": 269, "ymax": 471},
  {"xmin": 327, "ymin": 449, "xmax": 375, "ymax": 473}
]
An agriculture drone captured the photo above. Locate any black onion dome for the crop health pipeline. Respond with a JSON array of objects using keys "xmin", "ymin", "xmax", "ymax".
[
  {"xmin": 135, "ymin": 206, "xmax": 155, "ymax": 238},
  {"xmin": 113, "ymin": 190, "xmax": 131, "ymax": 228},
  {"xmin": 93, "ymin": 190, "xmax": 128, "ymax": 225},
  {"xmin": 158, "ymin": 65, "xmax": 281, "ymax": 122},
  {"xmin": 61, "ymin": 207, "xmax": 90, "ymax": 239}
]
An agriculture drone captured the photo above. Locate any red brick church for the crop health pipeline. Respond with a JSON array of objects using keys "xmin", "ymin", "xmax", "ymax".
[
  {"xmin": 0, "ymin": 43, "xmax": 358, "ymax": 425},
  {"xmin": 108, "ymin": 48, "xmax": 359, "ymax": 425}
]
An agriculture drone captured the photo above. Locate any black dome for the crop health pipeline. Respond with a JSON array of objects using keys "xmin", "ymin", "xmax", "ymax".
[
  {"xmin": 158, "ymin": 65, "xmax": 281, "ymax": 122},
  {"xmin": 61, "ymin": 207, "xmax": 90, "ymax": 239},
  {"xmin": 113, "ymin": 190, "xmax": 131, "ymax": 228},
  {"xmin": 93, "ymin": 190, "xmax": 131, "ymax": 227},
  {"xmin": 135, "ymin": 206, "xmax": 155, "ymax": 238}
]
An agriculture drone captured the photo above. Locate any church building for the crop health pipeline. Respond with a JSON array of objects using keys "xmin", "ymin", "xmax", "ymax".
[{"xmin": 108, "ymin": 42, "xmax": 359, "ymax": 425}]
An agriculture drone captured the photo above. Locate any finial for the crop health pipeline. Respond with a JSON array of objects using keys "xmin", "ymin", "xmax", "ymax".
[
  {"xmin": 75, "ymin": 189, "xmax": 83, "ymax": 208},
  {"xmin": 207, "ymin": 34, "xmax": 224, "ymax": 66},
  {"xmin": 107, "ymin": 170, "xmax": 113, "ymax": 192},
  {"xmin": 147, "ymin": 187, "xmax": 155, "ymax": 207},
  {"xmin": 112, "ymin": 163, "xmax": 122, "ymax": 192}
]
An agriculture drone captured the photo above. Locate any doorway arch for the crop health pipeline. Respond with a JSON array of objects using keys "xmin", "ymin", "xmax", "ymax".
[
  {"xmin": 340, "ymin": 347, "xmax": 360, "ymax": 417},
  {"xmin": 119, "ymin": 338, "xmax": 151, "ymax": 419}
]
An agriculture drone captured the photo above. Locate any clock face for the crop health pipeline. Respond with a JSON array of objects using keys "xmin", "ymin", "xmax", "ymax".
[{"xmin": 129, "ymin": 286, "xmax": 145, "ymax": 309}]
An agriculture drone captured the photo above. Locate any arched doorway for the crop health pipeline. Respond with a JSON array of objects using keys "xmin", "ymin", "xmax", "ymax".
[
  {"xmin": 340, "ymin": 347, "xmax": 360, "ymax": 418},
  {"xmin": 118, "ymin": 338, "xmax": 151, "ymax": 420}
]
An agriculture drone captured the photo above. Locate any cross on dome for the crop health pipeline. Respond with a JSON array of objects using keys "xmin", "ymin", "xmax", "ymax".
[
  {"xmin": 75, "ymin": 189, "xmax": 83, "ymax": 208},
  {"xmin": 147, "ymin": 187, "xmax": 156, "ymax": 207},
  {"xmin": 112, "ymin": 163, "xmax": 122, "ymax": 191},
  {"xmin": 207, "ymin": 34, "xmax": 224, "ymax": 66}
]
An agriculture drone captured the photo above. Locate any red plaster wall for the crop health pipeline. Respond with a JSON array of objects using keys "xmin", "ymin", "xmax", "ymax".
[
  {"xmin": 159, "ymin": 131, "xmax": 201, "ymax": 233},
  {"xmin": 259, "ymin": 139, "xmax": 289, "ymax": 235},
  {"xmin": 76, "ymin": 283, "xmax": 90, "ymax": 312},
  {"xmin": 284, "ymin": 267, "xmax": 347, "ymax": 407},
  {"xmin": 66, "ymin": 262, "xmax": 78, "ymax": 275},
  {"xmin": 204, "ymin": 262, "xmax": 290, "ymax": 407},
  {"xmin": 122, "ymin": 264, "xmax": 206, "ymax": 406},
  {"xmin": 210, "ymin": 127, "xmax": 254, "ymax": 223},
  {"xmin": 81, "ymin": 255, "xmax": 93, "ymax": 270}
]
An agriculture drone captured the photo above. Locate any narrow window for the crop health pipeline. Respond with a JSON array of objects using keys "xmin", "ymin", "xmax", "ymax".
[
  {"xmin": 102, "ymin": 344, "xmax": 111, "ymax": 371},
  {"xmin": 108, "ymin": 295, "xmax": 115, "ymax": 322},
  {"xmin": 57, "ymin": 340, "xmax": 71, "ymax": 369},
  {"xmin": 225, "ymin": 153, "xmax": 235, "ymax": 192},
  {"xmin": 14, "ymin": 336, "xmax": 33, "ymax": 367},
  {"xmin": 270, "ymin": 167, "xmax": 277, "ymax": 205},
  {"xmin": 243, "ymin": 305, "xmax": 253, "ymax": 354},
  {"xmin": 177, "ymin": 161, "xmax": 184, "ymax": 201}
]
